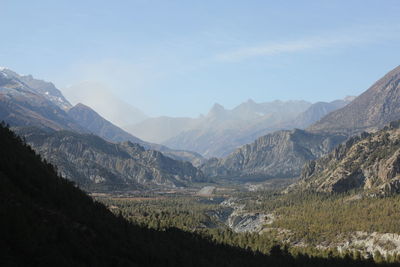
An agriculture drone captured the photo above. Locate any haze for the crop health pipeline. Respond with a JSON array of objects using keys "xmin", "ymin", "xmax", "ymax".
[{"xmin": 1, "ymin": 0, "xmax": 400, "ymax": 118}]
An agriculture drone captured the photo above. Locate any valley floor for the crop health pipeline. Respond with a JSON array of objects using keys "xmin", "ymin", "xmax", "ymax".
[{"xmin": 95, "ymin": 183, "xmax": 400, "ymax": 263}]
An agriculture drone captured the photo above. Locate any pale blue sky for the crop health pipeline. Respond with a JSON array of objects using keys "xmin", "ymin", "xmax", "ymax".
[{"xmin": 1, "ymin": 0, "xmax": 400, "ymax": 117}]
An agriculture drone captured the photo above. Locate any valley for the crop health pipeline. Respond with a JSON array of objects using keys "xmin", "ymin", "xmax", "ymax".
[
  {"xmin": 3, "ymin": 2, "xmax": 400, "ymax": 266},
  {"xmin": 2, "ymin": 52, "xmax": 400, "ymax": 266},
  {"xmin": 94, "ymin": 184, "xmax": 400, "ymax": 262}
]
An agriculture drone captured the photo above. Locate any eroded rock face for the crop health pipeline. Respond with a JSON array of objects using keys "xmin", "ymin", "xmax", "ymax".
[
  {"xmin": 292, "ymin": 120, "xmax": 400, "ymax": 194},
  {"xmin": 211, "ymin": 198, "xmax": 274, "ymax": 233},
  {"xmin": 201, "ymin": 129, "xmax": 347, "ymax": 180},
  {"xmin": 16, "ymin": 128, "xmax": 205, "ymax": 191}
]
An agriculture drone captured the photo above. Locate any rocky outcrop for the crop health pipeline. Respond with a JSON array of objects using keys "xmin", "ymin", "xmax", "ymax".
[
  {"xmin": 291, "ymin": 120, "xmax": 400, "ymax": 194},
  {"xmin": 210, "ymin": 198, "xmax": 274, "ymax": 233},
  {"xmin": 16, "ymin": 127, "xmax": 205, "ymax": 191},
  {"xmin": 201, "ymin": 129, "xmax": 347, "ymax": 180}
]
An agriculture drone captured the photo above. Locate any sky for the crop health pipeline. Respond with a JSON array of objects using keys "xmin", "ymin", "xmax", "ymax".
[{"xmin": 1, "ymin": 0, "xmax": 400, "ymax": 118}]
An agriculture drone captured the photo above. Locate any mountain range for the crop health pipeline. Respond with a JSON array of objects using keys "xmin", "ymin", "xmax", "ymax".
[
  {"xmin": 0, "ymin": 67, "xmax": 205, "ymax": 190},
  {"xmin": 128, "ymin": 98, "xmax": 352, "ymax": 158},
  {"xmin": 2, "ymin": 64, "xmax": 400, "ymax": 193},
  {"xmin": 15, "ymin": 127, "xmax": 204, "ymax": 190},
  {"xmin": 201, "ymin": 65, "xmax": 400, "ymax": 182}
]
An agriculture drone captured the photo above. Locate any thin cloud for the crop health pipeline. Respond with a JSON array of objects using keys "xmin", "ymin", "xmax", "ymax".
[{"xmin": 216, "ymin": 26, "xmax": 400, "ymax": 62}]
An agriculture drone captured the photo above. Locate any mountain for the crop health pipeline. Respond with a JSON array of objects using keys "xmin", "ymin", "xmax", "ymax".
[
  {"xmin": 68, "ymin": 103, "xmax": 146, "ymax": 144},
  {"xmin": 202, "ymin": 66, "xmax": 400, "ymax": 181},
  {"xmin": 309, "ymin": 65, "xmax": 400, "ymax": 134},
  {"xmin": 201, "ymin": 129, "xmax": 347, "ymax": 180},
  {"xmin": 0, "ymin": 68, "xmax": 72, "ymax": 110},
  {"xmin": 286, "ymin": 98, "xmax": 353, "ymax": 129},
  {"xmin": 132, "ymin": 98, "xmax": 350, "ymax": 159},
  {"xmin": 0, "ymin": 68, "xmax": 84, "ymax": 132},
  {"xmin": 68, "ymin": 103, "xmax": 205, "ymax": 166},
  {"xmin": 63, "ymin": 81, "xmax": 148, "ymax": 126},
  {"xmin": 15, "ymin": 127, "xmax": 204, "ymax": 191},
  {"xmin": 0, "ymin": 68, "xmax": 204, "ymax": 167},
  {"xmin": 162, "ymin": 100, "xmax": 312, "ymax": 157},
  {"xmin": 289, "ymin": 120, "xmax": 400, "ymax": 195}
]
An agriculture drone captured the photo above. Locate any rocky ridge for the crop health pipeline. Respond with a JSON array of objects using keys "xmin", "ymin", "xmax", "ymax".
[
  {"xmin": 309, "ymin": 65, "xmax": 400, "ymax": 134},
  {"xmin": 16, "ymin": 127, "xmax": 205, "ymax": 191},
  {"xmin": 290, "ymin": 120, "xmax": 400, "ymax": 195},
  {"xmin": 201, "ymin": 129, "xmax": 347, "ymax": 179}
]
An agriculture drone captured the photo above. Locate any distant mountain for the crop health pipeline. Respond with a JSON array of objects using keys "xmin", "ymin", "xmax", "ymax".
[
  {"xmin": 68, "ymin": 103, "xmax": 205, "ymax": 166},
  {"xmin": 290, "ymin": 120, "xmax": 400, "ymax": 195},
  {"xmin": 309, "ymin": 65, "xmax": 400, "ymax": 134},
  {"xmin": 201, "ymin": 129, "xmax": 347, "ymax": 180},
  {"xmin": 16, "ymin": 127, "xmax": 205, "ymax": 191},
  {"xmin": 286, "ymin": 98, "xmax": 353, "ymax": 129},
  {"xmin": 68, "ymin": 103, "xmax": 145, "ymax": 144},
  {"xmin": 63, "ymin": 81, "xmax": 148, "ymax": 126},
  {"xmin": 131, "ymin": 97, "xmax": 352, "ymax": 159},
  {"xmin": 162, "ymin": 100, "xmax": 312, "ymax": 157},
  {"xmin": 202, "ymin": 66, "xmax": 400, "ymax": 181},
  {"xmin": 0, "ymin": 68, "xmax": 204, "ymax": 166},
  {"xmin": 0, "ymin": 69, "xmax": 84, "ymax": 132},
  {"xmin": 0, "ymin": 68, "xmax": 72, "ymax": 110}
]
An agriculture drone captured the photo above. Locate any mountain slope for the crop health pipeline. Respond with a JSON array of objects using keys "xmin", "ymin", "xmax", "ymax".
[
  {"xmin": 0, "ymin": 68, "xmax": 204, "ymax": 166},
  {"xmin": 201, "ymin": 129, "xmax": 347, "ymax": 180},
  {"xmin": 287, "ymin": 98, "xmax": 353, "ymax": 129},
  {"xmin": 15, "ymin": 127, "xmax": 204, "ymax": 191},
  {"xmin": 0, "ymin": 68, "xmax": 85, "ymax": 132},
  {"xmin": 1, "ymin": 68, "xmax": 72, "ymax": 110},
  {"xmin": 68, "ymin": 103, "xmax": 145, "ymax": 144},
  {"xmin": 309, "ymin": 65, "xmax": 400, "ymax": 134},
  {"xmin": 63, "ymin": 81, "xmax": 148, "ymax": 126},
  {"xmin": 290, "ymin": 120, "xmax": 400, "ymax": 195}
]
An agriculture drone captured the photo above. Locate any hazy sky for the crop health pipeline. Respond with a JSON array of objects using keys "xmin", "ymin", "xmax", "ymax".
[{"xmin": 1, "ymin": 0, "xmax": 400, "ymax": 117}]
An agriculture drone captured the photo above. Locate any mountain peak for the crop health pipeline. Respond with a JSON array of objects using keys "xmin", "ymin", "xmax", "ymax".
[
  {"xmin": 246, "ymin": 98, "xmax": 256, "ymax": 104},
  {"xmin": 309, "ymin": 65, "xmax": 400, "ymax": 134},
  {"xmin": 207, "ymin": 103, "xmax": 226, "ymax": 116}
]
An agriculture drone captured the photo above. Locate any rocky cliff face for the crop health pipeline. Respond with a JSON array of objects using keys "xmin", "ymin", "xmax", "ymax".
[
  {"xmin": 201, "ymin": 129, "xmax": 347, "ymax": 179},
  {"xmin": 291, "ymin": 120, "xmax": 400, "ymax": 195},
  {"xmin": 309, "ymin": 65, "xmax": 400, "ymax": 134},
  {"xmin": 16, "ymin": 127, "xmax": 205, "ymax": 191}
]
